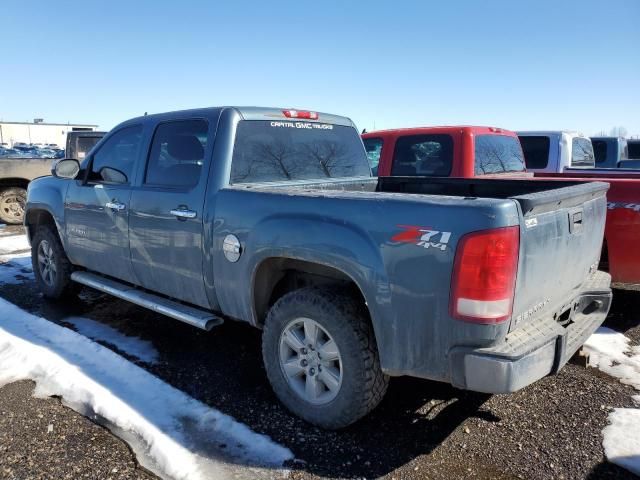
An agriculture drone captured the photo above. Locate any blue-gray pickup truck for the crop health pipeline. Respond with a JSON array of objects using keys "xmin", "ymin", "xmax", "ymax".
[{"xmin": 25, "ymin": 107, "xmax": 612, "ymax": 429}]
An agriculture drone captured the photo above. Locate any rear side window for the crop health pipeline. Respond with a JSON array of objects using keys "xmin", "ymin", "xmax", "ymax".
[
  {"xmin": 391, "ymin": 134, "xmax": 453, "ymax": 176},
  {"xmin": 519, "ymin": 136, "xmax": 550, "ymax": 170},
  {"xmin": 231, "ymin": 120, "xmax": 370, "ymax": 183},
  {"xmin": 474, "ymin": 135, "xmax": 526, "ymax": 175},
  {"xmin": 89, "ymin": 125, "xmax": 142, "ymax": 184},
  {"xmin": 591, "ymin": 140, "xmax": 608, "ymax": 164},
  {"xmin": 571, "ymin": 137, "xmax": 595, "ymax": 167},
  {"xmin": 628, "ymin": 141, "xmax": 640, "ymax": 159},
  {"xmin": 145, "ymin": 120, "xmax": 208, "ymax": 188},
  {"xmin": 363, "ymin": 137, "xmax": 383, "ymax": 175}
]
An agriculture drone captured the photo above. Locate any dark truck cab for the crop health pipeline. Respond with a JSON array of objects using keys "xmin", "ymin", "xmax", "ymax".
[
  {"xmin": 25, "ymin": 107, "xmax": 611, "ymax": 428},
  {"xmin": 0, "ymin": 131, "xmax": 105, "ymax": 224}
]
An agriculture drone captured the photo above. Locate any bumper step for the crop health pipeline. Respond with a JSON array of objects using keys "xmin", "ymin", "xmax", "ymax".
[{"xmin": 71, "ymin": 271, "xmax": 223, "ymax": 331}]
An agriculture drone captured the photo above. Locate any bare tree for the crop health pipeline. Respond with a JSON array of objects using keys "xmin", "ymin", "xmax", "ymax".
[{"xmin": 609, "ymin": 126, "xmax": 628, "ymax": 138}]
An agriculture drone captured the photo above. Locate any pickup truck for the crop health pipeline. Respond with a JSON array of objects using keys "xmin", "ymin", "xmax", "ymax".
[
  {"xmin": 0, "ymin": 131, "xmax": 105, "ymax": 224},
  {"xmin": 362, "ymin": 126, "xmax": 528, "ymax": 178},
  {"xmin": 517, "ymin": 131, "xmax": 598, "ymax": 173},
  {"xmin": 517, "ymin": 131, "xmax": 640, "ymax": 284},
  {"xmin": 590, "ymin": 136, "xmax": 631, "ymax": 168},
  {"xmin": 25, "ymin": 107, "xmax": 612, "ymax": 429}
]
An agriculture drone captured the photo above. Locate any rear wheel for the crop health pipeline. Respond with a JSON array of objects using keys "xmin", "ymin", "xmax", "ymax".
[
  {"xmin": 0, "ymin": 187, "xmax": 27, "ymax": 225},
  {"xmin": 262, "ymin": 287, "xmax": 388, "ymax": 429},
  {"xmin": 31, "ymin": 226, "xmax": 79, "ymax": 299}
]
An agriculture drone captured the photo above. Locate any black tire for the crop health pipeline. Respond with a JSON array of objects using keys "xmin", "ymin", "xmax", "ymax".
[
  {"xmin": 0, "ymin": 187, "xmax": 27, "ymax": 225},
  {"xmin": 262, "ymin": 287, "xmax": 389, "ymax": 429},
  {"xmin": 31, "ymin": 226, "xmax": 80, "ymax": 299}
]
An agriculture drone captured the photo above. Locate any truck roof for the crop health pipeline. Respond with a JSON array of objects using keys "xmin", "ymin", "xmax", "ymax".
[
  {"xmin": 118, "ymin": 107, "xmax": 355, "ymax": 129},
  {"xmin": 517, "ymin": 130, "xmax": 586, "ymax": 138},
  {"xmin": 362, "ymin": 126, "xmax": 517, "ymax": 137}
]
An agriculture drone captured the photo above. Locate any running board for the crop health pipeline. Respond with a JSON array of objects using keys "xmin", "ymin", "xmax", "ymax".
[{"xmin": 70, "ymin": 271, "xmax": 223, "ymax": 331}]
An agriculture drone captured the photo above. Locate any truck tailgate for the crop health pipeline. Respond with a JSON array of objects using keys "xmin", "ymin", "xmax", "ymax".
[{"xmin": 509, "ymin": 181, "xmax": 609, "ymax": 331}]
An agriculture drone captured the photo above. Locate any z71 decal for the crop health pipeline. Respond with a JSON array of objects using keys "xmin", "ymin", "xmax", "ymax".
[{"xmin": 391, "ymin": 225, "xmax": 452, "ymax": 251}]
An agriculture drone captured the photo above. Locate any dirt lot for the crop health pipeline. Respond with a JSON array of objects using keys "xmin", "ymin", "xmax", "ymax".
[{"xmin": 0, "ymin": 227, "xmax": 638, "ymax": 479}]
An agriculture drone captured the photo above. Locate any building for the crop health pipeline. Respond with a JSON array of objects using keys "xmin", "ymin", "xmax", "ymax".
[{"xmin": 0, "ymin": 120, "xmax": 99, "ymax": 148}]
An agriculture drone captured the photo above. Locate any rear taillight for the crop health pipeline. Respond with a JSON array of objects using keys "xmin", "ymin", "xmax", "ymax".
[
  {"xmin": 450, "ymin": 226, "xmax": 519, "ymax": 324},
  {"xmin": 283, "ymin": 109, "xmax": 319, "ymax": 120}
]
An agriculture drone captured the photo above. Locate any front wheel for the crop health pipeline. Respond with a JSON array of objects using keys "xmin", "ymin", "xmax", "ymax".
[
  {"xmin": 31, "ymin": 226, "xmax": 79, "ymax": 299},
  {"xmin": 0, "ymin": 187, "xmax": 27, "ymax": 225},
  {"xmin": 262, "ymin": 287, "xmax": 389, "ymax": 429}
]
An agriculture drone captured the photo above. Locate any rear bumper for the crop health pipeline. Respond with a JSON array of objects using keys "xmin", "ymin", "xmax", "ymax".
[{"xmin": 449, "ymin": 271, "xmax": 612, "ymax": 394}]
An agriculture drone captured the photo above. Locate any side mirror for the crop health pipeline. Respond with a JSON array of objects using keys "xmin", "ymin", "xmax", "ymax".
[
  {"xmin": 99, "ymin": 166, "xmax": 128, "ymax": 184},
  {"xmin": 52, "ymin": 158, "xmax": 80, "ymax": 179}
]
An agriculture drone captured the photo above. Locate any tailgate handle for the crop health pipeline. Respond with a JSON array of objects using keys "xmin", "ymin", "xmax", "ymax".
[{"xmin": 569, "ymin": 210, "xmax": 583, "ymax": 234}]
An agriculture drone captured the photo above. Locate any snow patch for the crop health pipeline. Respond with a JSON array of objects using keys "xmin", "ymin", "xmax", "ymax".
[
  {"xmin": 584, "ymin": 327, "xmax": 640, "ymax": 475},
  {"xmin": 584, "ymin": 326, "xmax": 640, "ymax": 390},
  {"xmin": 0, "ymin": 234, "xmax": 30, "ymax": 254},
  {"xmin": 0, "ymin": 298, "xmax": 293, "ymax": 480},
  {"xmin": 64, "ymin": 316, "xmax": 160, "ymax": 364}
]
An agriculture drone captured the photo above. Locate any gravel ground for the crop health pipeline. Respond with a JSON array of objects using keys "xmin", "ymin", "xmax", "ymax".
[
  {"xmin": 0, "ymin": 380, "xmax": 153, "ymax": 479},
  {"xmin": 0, "ymin": 228, "xmax": 638, "ymax": 479}
]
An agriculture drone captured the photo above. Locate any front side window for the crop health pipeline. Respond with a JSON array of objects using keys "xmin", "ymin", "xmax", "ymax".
[
  {"xmin": 231, "ymin": 121, "xmax": 370, "ymax": 183},
  {"xmin": 391, "ymin": 134, "xmax": 453, "ymax": 176},
  {"xmin": 363, "ymin": 137, "xmax": 383, "ymax": 175},
  {"xmin": 519, "ymin": 136, "xmax": 550, "ymax": 170},
  {"xmin": 571, "ymin": 137, "xmax": 595, "ymax": 167},
  {"xmin": 89, "ymin": 125, "xmax": 142, "ymax": 184},
  {"xmin": 474, "ymin": 135, "xmax": 526, "ymax": 175},
  {"xmin": 145, "ymin": 120, "xmax": 208, "ymax": 188}
]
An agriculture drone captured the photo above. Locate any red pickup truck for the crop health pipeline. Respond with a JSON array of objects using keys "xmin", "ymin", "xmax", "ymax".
[
  {"xmin": 363, "ymin": 126, "xmax": 527, "ymax": 177},
  {"xmin": 363, "ymin": 126, "xmax": 640, "ymax": 285}
]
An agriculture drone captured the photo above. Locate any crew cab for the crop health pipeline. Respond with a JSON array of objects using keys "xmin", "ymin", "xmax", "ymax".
[
  {"xmin": 363, "ymin": 126, "xmax": 527, "ymax": 177},
  {"xmin": 26, "ymin": 107, "xmax": 612, "ymax": 429},
  {"xmin": 0, "ymin": 131, "xmax": 105, "ymax": 224}
]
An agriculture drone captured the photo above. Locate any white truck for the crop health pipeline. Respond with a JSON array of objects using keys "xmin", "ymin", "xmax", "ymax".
[{"xmin": 517, "ymin": 131, "xmax": 596, "ymax": 173}]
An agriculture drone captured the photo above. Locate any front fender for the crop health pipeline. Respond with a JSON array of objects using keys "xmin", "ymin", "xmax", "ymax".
[{"xmin": 25, "ymin": 177, "xmax": 69, "ymax": 246}]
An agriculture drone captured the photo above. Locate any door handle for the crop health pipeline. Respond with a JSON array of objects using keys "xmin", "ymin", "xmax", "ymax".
[
  {"xmin": 105, "ymin": 201, "xmax": 126, "ymax": 211},
  {"xmin": 170, "ymin": 208, "xmax": 197, "ymax": 219}
]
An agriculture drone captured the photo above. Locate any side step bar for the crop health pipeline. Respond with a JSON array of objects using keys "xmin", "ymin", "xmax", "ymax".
[{"xmin": 70, "ymin": 271, "xmax": 223, "ymax": 331}]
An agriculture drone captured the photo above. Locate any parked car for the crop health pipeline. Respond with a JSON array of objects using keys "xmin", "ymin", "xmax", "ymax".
[
  {"xmin": 590, "ymin": 136, "xmax": 631, "ymax": 168},
  {"xmin": 0, "ymin": 131, "xmax": 105, "ymax": 224},
  {"xmin": 363, "ymin": 126, "xmax": 528, "ymax": 178},
  {"xmin": 26, "ymin": 107, "xmax": 611, "ymax": 429}
]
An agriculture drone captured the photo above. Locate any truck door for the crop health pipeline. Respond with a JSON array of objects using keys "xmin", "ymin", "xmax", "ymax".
[
  {"xmin": 64, "ymin": 125, "xmax": 142, "ymax": 284},
  {"xmin": 128, "ymin": 119, "xmax": 212, "ymax": 309}
]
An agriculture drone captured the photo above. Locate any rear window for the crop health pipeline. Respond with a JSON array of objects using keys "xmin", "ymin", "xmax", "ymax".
[
  {"xmin": 76, "ymin": 136, "xmax": 103, "ymax": 160},
  {"xmin": 391, "ymin": 134, "xmax": 453, "ymax": 176},
  {"xmin": 231, "ymin": 121, "xmax": 370, "ymax": 183},
  {"xmin": 519, "ymin": 136, "xmax": 550, "ymax": 170},
  {"xmin": 628, "ymin": 141, "xmax": 640, "ymax": 159},
  {"xmin": 592, "ymin": 140, "xmax": 608, "ymax": 164},
  {"xmin": 474, "ymin": 135, "xmax": 526, "ymax": 175},
  {"xmin": 363, "ymin": 137, "xmax": 383, "ymax": 176},
  {"xmin": 571, "ymin": 137, "xmax": 595, "ymax": 167}
]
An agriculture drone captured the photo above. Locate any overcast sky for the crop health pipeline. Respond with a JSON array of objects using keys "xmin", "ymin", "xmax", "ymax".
[{"xmin": 1, "ymin": 0, "xmax": 638, "ymax": 137}]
